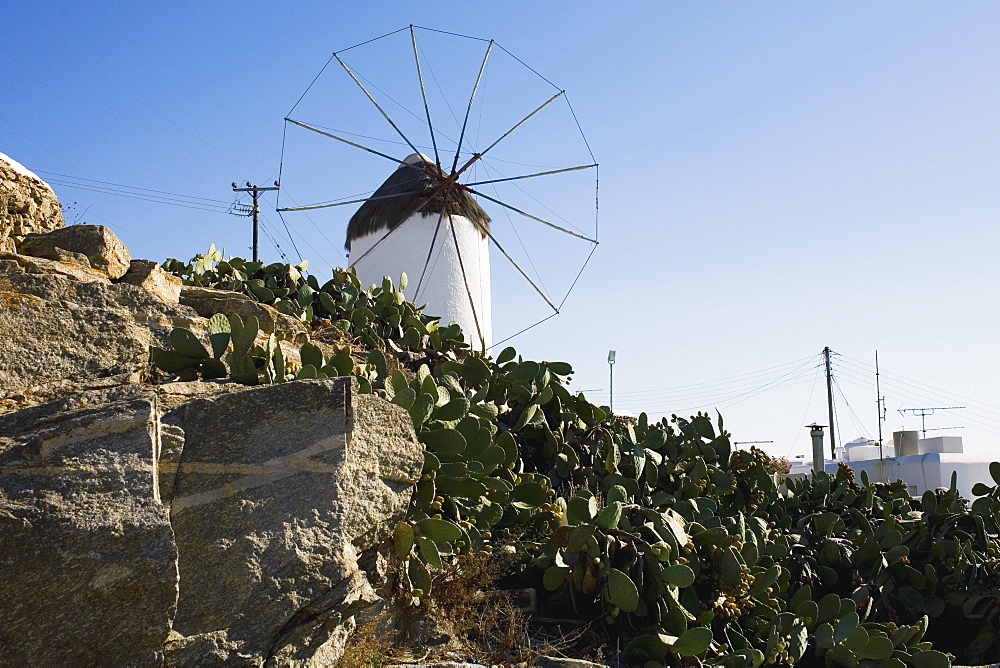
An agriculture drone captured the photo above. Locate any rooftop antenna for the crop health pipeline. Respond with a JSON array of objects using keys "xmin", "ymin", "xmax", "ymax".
[{"xmin": 897, "ymin": 406, "xmax": 965, "ymax": 438}]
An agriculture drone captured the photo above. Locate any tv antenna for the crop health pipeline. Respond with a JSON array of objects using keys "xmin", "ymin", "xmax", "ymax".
[{"xmin": 897, "ymin": 406, "xmax": 964, "ymax": 438}]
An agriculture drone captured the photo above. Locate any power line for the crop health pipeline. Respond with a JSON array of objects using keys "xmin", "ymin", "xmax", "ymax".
[{"xmin": 36, "ymin": 171, "xmax": 231, "ymax": 204}]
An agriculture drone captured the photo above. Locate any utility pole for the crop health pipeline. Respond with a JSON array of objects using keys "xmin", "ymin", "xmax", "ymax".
[
  {"xmin": 823, "ymin": 347, "xmax": 837, "ymax": 459},
  {"xmin": 875, "ymin": 351, "xmax": 884, "ymax": 462},
  {"xmin": 232, "ymin": 181, "xmax": 279, "ymax": 262}
]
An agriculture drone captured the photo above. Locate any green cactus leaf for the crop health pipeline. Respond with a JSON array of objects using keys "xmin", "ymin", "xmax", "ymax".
[
  {"xmin": 201, "ymin": 358, "xmax": 227, "ymax": 379},
  {"xmin": 248, "ymin": 283, "xmax": 274, "ymax": 302},
  {"xmin": 671, "ymin": 627, "xmax": 712, "ymax": 657},
  {"xmin": 391, "ymin": 387, "xmax": 417, "ymax": 409},
  {"xmin": 367, "ymin": 348, "xmax": 386, "ymax": 380},
  {"xmin": 547, "ymin": 361, "xmax": 573, "ymax": 376},
  {"xmin": 407, "ymin": 558, "xmax": 432, "ymax": 596},
  {"xmin": 512, "ymin": 481, "xmax": 548, "ymax": 508},
  {"xmin": 393, "ymin": 522, "xmax": 414, "ymax": 559},
  {"xmin": 169, "ymin": 328, "xmax": 209, "ymax": 359},
  {"xmin": 816, "ymin": 622, "xmax": 835, "ymax": 649},
  {"xmin": 845, "ymin": 626, "xmax": 869, "ymax": 653},
  {"xmin": 470, "ymin": 402, "xmax": 499, "ymax": 420},
  {"xmin": 300, "ymin": 342, "xmax": 324, "ymax": 370},
  {"xmin": 434, "ymin": 475, "xmax": 487, "ymax": 499},
  {"xmin": 150, "ymin": 347, "xmax": 202, "ymax": 373},
  {"xmin": 417, "ymin": 517, "xmax": 462, "ymax": 544},
  {"xmin": 607, "ymin": 485, "xmax": 629, "ymax": 504},
  {"xmin": 408, "ymin": 392, "xmax": 435, "ymax": 426},
  {"xmin": 824, "ymin": 644, "xmax": 859, "ymax": 668},
  {"xmin": 607, "ymin": 567, "xmax": 640, "ymax": 613},
  {"xmin": 818, "ymin": 593, "xmax": 842, "ymax": 624},
  {"xmin": 595, "ymin": 501, "xmax": 622, "ymax": 530},
  {"xmin": 788, "ymin": 623, "xmax": 808, "ymax": 661},
  {"xmin": 472, "ymin": 445, "xmax": 506, "ymax": 474},
  {"xmin": 857, "ymin": 635, "xmax": 894, "ymax": 661},
  {"xmin": 662, "ymin": 564, "xmax": 695, "ymax": 588},
  {"xmin": 508, "ymin": 360, "xmax": 540, "ymax": 383},
  {"xmin": 295, "ymin": 364, "xmax": 317, "ymax": 380},
  {"xmin": 990, "ymin": 461, "xmax": 1000, "ymax": 485},
  {"xmin": 318, "ymin": 291, "xmax": 337, "ymax": 314},
  {"xmin": 496, "ymin": 431, "xmax": 518, "ymax": 467},
  {"xmin": 514, "ymin": 404, "xmax": 539, "ymax": 430},
  {"xmin": 496, "ymin": 346, "xmax": 517, "ymax": 364},
  {"xmin": 720, "ymin": 546, "xmax": 743, "ymax": 587},
  {"xmin": 833, "ymin": 612, "xmax": 859, "ymax": 643},
  {"xmin": 567, "ymin": 495, "xmax": 598, "ymax": 525},
  {"xmin": 790, "ymin": 584, "xmax": 812, "ymax": 611},
  {"xmin": 909, "ymin": 651, "xmax": 950, "ymax": 668},
  {"xmin": 543, "ymin": 566, "xmax": 571, "ymax": 591},
  {"xmin": 419, "ymin": 429, "xmax": 466, "ymax": 456},
  {"xmin": 434, "ymin": 397, "xmax": 470, "ymax": 421}
]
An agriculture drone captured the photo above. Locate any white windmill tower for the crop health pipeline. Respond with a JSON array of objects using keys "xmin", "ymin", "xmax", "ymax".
[
  {"xmin": 346, "ymin": 152, "xmax": 493, "ymax": 350},
  {"xmin": 276, "ymin": 27, "xmax": 599, "ymax": 351}
]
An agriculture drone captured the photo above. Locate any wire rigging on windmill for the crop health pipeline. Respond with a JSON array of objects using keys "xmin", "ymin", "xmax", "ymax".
[{"xmin": 276, "ymin": 26, "xmax": 599, "ymax": 351}]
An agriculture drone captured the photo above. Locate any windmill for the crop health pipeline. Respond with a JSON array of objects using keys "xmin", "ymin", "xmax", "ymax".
[{"xmin": 276, "ymin": 26, "xmax": 598, "ymax": 351}]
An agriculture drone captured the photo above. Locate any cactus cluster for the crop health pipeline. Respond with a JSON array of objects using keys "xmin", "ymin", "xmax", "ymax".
[
  {"xmin": 163, "ymin": 246, "xmax": 318, "ymax": 321},
  {"xmin": 151, "ymin": 251, "xmax": 1000, "ymax": 667}
]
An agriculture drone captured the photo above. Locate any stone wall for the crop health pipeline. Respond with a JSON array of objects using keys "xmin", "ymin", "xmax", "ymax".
[{"xmin": 0, "ymin": 151, "xmax": 64, "ymax": 253}]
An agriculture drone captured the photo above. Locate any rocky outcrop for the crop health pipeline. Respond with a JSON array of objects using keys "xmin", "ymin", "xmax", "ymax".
[
  {"xmin": 120, "ymin": 259, "xmax": 184, "ymax": 303},
  {"xmin": 0, "ymin": 153, "xmax": 426, "ymax": 665},
  {"xmin": 181, "ymin": 285, "xmax": 310, "ymax": 344},
  {"xmin": 19, "ymin": 224, "xmax": 131, "ymax": 279},
  {"xmin": 0, "ymin": 152, "xmax": 63, "ymax": 253},
  {"xmin": 0, "ymin": 378, "xmax": 423, "ymax": 666},
  {"xmin": 0, "ymin": 250, "xmax": 202, "ymax": 396},
  {"xmin": 0, "ymin": 395, "xmax": 178, "ymax": 666}
]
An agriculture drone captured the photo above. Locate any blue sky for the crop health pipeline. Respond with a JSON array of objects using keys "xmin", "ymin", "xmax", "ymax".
[{"xmin": 3, "ymin": 2, "xmax": 999, "ymax": 458}]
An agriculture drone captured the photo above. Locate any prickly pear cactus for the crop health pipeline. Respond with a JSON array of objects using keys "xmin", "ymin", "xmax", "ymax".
[{"xmin": 152, "ymin": 250, "xmax": 1000, "ymax": 666}]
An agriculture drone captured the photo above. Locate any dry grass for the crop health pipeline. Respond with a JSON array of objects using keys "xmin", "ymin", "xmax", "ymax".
[
  {"xmin": 335, "ymin": 616, "xmax": 393, "ymax": 668},
  {"xmin": 424, "ymin": 553, "xmax": 529, "ymax": 664}
]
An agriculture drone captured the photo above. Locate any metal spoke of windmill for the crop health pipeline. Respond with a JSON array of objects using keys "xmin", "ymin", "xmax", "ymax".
[{"xmin": 275, "ymin": 26, "xmax": 599, "ymax": 349}]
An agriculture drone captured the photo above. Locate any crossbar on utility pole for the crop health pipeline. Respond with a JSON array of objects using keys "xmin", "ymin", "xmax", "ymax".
[{"xmin": 232, "ymin": 181, "xmax": 280, "ymax": 262}]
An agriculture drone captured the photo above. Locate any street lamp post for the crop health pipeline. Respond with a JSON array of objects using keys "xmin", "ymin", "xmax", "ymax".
[{"xmin": 608, "ymin": 350, "xmax": 616, "ymax": 414}]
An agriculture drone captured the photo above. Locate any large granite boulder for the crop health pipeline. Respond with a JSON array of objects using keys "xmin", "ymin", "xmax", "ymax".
[
  {"xmin": 0, "ymin": 151, "xmax": 63, "ymax": 253},
  {"xmin": 0, "ymin": 378, "xmax": 423, "ymax": 666},
  {"xmin": 0, "ymin": 396, "xmax": 178, "ymax": 665},
  {"xmin": 19, "ymin": 224, "xmax": 131, "ymax": 279}
]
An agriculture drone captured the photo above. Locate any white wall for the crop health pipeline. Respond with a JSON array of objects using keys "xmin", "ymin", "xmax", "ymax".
[
  {"xmin": 349, "ymin": 212, "xmax": 492, "ymax": 351},
  {"xmin": 788, "ymin": 453, "xmax": 993, "ymax": 500}
]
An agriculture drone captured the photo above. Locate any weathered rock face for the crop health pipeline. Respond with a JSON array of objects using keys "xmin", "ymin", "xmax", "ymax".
[
  {"xmin": 19, "ymin": 224, "xmax": 131, "ymax": 279},
  {"xmin": 120, "ymin": 259, "xmax": 183, "ymax": 303},
  {"xmin": 0, "ymin": 396, "xmax": 178, "ymax": 666},
  {"xmin": 0, "ymin": 152, "xmax": 64, "ymax": 253},
  {"xmin": 0, "ymin": 251, "xmax": 201, "ymax": 398},
  {"xmin": 0, "ymin": 378, "xmax": 422, "ymax": 666}
]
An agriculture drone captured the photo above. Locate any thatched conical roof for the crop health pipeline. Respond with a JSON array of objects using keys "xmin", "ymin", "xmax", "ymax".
[{"xmin": 346, "ymin": 153, "xmax": 490, "ymax": 250}]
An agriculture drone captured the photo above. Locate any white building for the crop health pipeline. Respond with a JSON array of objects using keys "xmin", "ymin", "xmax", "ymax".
[
  {"xmin": 788, "ymin": 431, "xmax": 994, "ymax": 500},
  {"xmin": 346, "ymin": 153, "xmax": 492, "ymax": 351}
]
